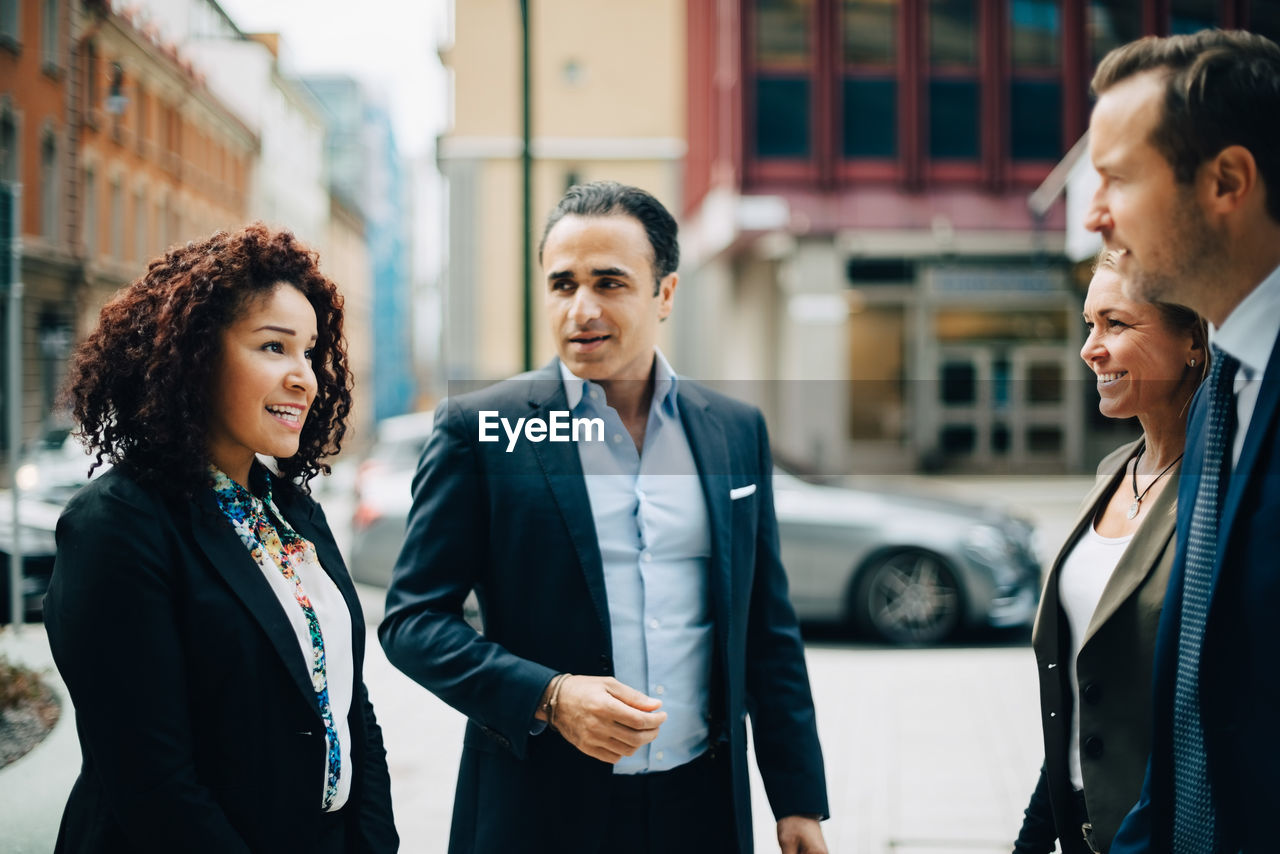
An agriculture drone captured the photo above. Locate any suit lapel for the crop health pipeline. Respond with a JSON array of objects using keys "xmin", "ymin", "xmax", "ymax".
[
  {"xmin": 677, "ymin": 383, "xmax": 734, "ymax": 650},
  {"xmin": 188, "ymin": 489, "xmax": 323, "ymax": 715},
  {"xmin": 525, "ymin": 362, "xmax": 612, "ymax": 640},
  {"xmin": 1032, "ymin": 452, "xmax": 1123, "ymax": 651},
  {"xmin": 1084, "ymin": 457, "xmax": 1178, "ymax": 645},
  {"xmin": 1213, "ymin": 330, "xmax": 1280, "ymax": 578},
  {"xmin": 282, "ymin": 497, "xmax": 367, "ymax": 660}
]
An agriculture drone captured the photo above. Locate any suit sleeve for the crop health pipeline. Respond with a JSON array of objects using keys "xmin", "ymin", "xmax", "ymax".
[
  {"xmin": 378, "ymin": 399, "xmax": 556, "ymax": 758},
  {"xmin": 743, "ymin": 411, "xmax": 831, "ymax": 820},
  {"xmin": 45, "ymin": 486, "xmax": 252, "ymax": 853},
  {"xmin": 1013, "ymin": 764, "xmax": 1058, "ymax": 854}
]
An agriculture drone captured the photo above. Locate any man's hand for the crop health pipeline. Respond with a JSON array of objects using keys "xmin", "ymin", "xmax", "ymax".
[
  {"xmin": 542, "ymin": 675, "xmax": 666, "ymax": 764},
  {"xmin": 777, "ymin": 815, "xmax": 827, "ymax": 854}
]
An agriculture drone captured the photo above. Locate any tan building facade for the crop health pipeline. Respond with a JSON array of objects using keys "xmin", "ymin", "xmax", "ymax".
[
  {"xmin": 326, "ymin": 193, "xmax": 374, "ymax": 454},
  {"xmin": 438, "ymin": 0, "xmax": 686, "ymax": 382}
]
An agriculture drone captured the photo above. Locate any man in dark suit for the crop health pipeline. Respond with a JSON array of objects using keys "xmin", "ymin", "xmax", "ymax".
[
  {"xmin": 380, "ymin": 181, "xmax": 828, "ymax": 853},
  {"xmin": 1083, "ymin": 30, "xmax": 1280, "ymax": 854}
]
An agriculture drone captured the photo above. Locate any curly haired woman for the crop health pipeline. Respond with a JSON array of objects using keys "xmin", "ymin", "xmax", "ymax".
[{"xmin": 45, "ymin": 224, "xmax": 399, "ymax": 854}]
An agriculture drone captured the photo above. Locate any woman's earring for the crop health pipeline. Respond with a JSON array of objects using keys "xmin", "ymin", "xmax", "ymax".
[{"xmin": 1189, "ymin": 358, "xmax": 1197, "ymax": 367}]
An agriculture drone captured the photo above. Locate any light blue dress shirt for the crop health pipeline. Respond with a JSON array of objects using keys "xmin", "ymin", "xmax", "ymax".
[{"xmin": 559, "ymin": 351, "xmax": 713, "ymax": 775}]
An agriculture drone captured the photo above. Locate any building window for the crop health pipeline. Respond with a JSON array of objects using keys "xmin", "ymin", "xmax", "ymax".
[
  {"xmin": 136, "ymin": 85, "xmax": 148, "ymax": 151},
  {"xmin": 1088, "ymin": 0, "xmax": 1141, "ymax": 67},
  {"xmin": 0, "ymin": 0, "xmax": 18, "ymax": 46},
  {"xmin": 40, "ymin": 132, "xmax": 57, "ymax": 240},
  {"xmin": 0, "ymin": 110, "xmax": 16, "ymax": 182},
  {"xmin": 1253, "ymin": 1, "xmax": 1280, "ymax": 44},
  {"xmin": 133, "ymin": 187, "xmax": 146, "ymax": 263},
  {"xmin": 744, "ymin": 0, "xmax": 1070, "ymax": 188},
  {"xmin": 109, "ymin": 177, "xmax": 123, "ymax": 259},
  {"xmin": 41, "ymin": 0, "xmax": 58, "ymax": 72},
  {"xmin": 842, "ymin": 0, "xmax": 899, "ymax": 159},
  {"xmin": 1009, "ymin": 0, "xmax": 1063, "ymax": 161},
  {"xmin": 927, "ymin": 0, "xmax": 980, "ymax": 161},
  {"xmin": 752, "ymin": 0, "xmax": 812, "ymax": 159},
  {"xmin": 1171, "ymin": 0, "xmax": 1219, "ymax": 34},
  {"xmin": 83, "ymin": 167, "xmax": 96, "ymax": 256},
  {"xmin": 84, "ymin": 40, "xmax": 98, "ymax": 115}
]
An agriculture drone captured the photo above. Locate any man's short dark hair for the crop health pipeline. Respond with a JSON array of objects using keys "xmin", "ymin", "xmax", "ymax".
[
  {"xmin": 538, "ymin": 180, "xmax": 679, "ymax": 294},
  {"xmin": 1091, "ymin": 29, "xmax": 1280, "ymax": 223}
]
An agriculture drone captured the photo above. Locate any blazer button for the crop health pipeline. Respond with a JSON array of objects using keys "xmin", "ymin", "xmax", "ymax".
[
  {"xmin": 1082, "ymin": 682, "xmax": 1102, "ymax": 704},
  {"xmin": 1084, "ymin": 736, "xmax": 1104, "ymax": 759},
  {"xmin": 599, "ymin": 654, "xmax": 611, "ymax": 673}
]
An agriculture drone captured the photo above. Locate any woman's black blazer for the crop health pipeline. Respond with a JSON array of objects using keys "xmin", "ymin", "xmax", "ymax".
[{"xmin": 45, "ymin": 465, "xmax": 398, "ymax": 853}]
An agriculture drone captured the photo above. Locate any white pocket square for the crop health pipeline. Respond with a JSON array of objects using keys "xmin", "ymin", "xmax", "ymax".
[{"xmin": 729, "ymin": 483, "xmax": 757, "ymax": 500}]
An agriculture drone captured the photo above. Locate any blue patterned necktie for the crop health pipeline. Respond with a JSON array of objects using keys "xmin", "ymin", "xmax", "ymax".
[{"xmin": 1172, "ymin": 346, "xmax": 1238, "ymax": 853}]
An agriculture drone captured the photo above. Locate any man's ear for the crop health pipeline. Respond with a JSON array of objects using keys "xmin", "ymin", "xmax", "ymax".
[
  {"xmin": 1202, "ymin": 145, "xmax": 1259, "ymax": 215},
  {"xmin": 656, "ymin": 273, "xmax": 678, "ymax": 321}
]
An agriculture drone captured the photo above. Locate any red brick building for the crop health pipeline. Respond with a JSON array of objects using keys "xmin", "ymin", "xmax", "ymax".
[{"xmin": 677, "ymin": 0, "xmax": 1280, "ymax": 474}]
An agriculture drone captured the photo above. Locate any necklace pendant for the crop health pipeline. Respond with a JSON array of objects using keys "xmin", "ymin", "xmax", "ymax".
[{"xmin": 1127, "ymin": 501, "xmax": 1140, "ymax": 520}]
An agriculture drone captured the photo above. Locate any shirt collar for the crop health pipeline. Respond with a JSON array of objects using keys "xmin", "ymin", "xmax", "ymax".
[
  {"xmin": 559, "ymin": 349, "xmax": 680, "ymax": 418},
  {"xmin": 208, "ymin": 463, "xmax": 273, "ymax": 515},
  {"xmin": 1212, "ymin": 262, "xmax": 1280, "ymax": 379}
]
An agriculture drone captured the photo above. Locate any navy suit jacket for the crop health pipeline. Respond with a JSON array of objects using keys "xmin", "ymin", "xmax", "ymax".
[
  {"xmin": 379, "ymin": 359, "xmax": 828, "ymax": 853},
  {"xmin": 1111, "ymin": 330, "xmax": 1280, "ymax": 853},
  {"xmin": 46, "ymin": 464, "xmax": 398, "ymax": 853}
]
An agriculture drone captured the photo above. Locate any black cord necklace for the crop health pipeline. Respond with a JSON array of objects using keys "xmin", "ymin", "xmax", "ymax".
[{"xmin": 1127, "ymin": 443, "xmax": 1184, "ymax": 520}]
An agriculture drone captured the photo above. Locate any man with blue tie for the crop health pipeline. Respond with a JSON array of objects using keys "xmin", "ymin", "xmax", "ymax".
[
  {"xmin": 1083, "ymin": 30, "xmax": 1280, "ymax": 854},
  {"xmin": 381, "ymin": 181, "xmax": 829, "ymax": 853}
]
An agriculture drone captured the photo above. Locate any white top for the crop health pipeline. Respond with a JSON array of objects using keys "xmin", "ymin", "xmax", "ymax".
[
  {"xmin": 1058, "ymin": 522, "xmax": 1133, "ymax": 789},
  {"xmin": 1211, "ymin": 262, "xmax": 1280, "ymax": 468},
  {"xmin": 254, "ymin": 541, "xmax": 355, "ymax": 811}
]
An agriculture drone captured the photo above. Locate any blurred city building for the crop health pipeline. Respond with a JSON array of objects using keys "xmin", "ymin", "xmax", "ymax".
[
  {"xmin": 0, "ymin": 0, "xmax": 77, "ymax": 456},
  {"xmin": 677, "ymin": 0, "xmax": 1280, "ymax": 475},
  {"xmin": 2, "ymin": 0, "xmax": 420, "ymax": 470},
  {"xmin": 146, "ymin": 1, "xmax": 331, "ymax": 252},
  {"xmin": 437, "ymin": 0, "xmax": 686, "ymax": 382},
  {"xmin": 303, "ymin": 76, "xmax": 416, "ymax": 424},
  {"xmin": 436, "ymin": 0, "xmax": 1280, "ymax": 475},
  {"xmin": 74, "ymin": 0, "xmax": 256, "ymax": 323},
  {"xmin": 325, "ymin": 191, "xmax": 374, "ymax": 453}
]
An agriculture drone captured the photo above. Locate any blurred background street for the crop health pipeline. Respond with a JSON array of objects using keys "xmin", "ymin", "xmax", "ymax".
[{"xmin": 6, "ymin": 0, "xmax": 1279, "ymax": 850}]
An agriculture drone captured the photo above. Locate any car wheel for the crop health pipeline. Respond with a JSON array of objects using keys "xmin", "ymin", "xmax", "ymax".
[{"xmin": 853, "ymin": 550, "xmax": 962, "ymax": 645}]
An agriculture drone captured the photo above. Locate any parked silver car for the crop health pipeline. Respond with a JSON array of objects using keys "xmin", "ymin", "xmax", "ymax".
[
  {"xmin": 773, "ymin": 469, "xmax": 1039, "ymax": 644},
  {"xmin": 349, "ymin": 411, "xmax": 436, "ymax": 588},
  {"xmin": 348, "ymin": 412, "xmax": 1040, "ymax": 646},
  {"xmin": 1, "ymin": 427, "xmax": 103, "ymax": 622}
]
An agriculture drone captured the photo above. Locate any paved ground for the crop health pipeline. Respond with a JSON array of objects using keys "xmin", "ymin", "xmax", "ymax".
[
  {"xmin": 0, "ymin": 472, "xmax": 1095, "ymax": 852},
  {"xmin": 0, "ymin": 607, "xmax": 1046, "ymax": 854}
]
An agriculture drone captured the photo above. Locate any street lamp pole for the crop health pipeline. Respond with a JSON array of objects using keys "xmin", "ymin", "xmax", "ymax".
[{"xmin": 520, "ymin": 0, "xmax": 533, "ymax": 371}]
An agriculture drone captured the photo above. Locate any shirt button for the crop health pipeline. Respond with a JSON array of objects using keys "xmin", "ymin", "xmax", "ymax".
[
  {"xmin": 649, "ymin": 618, "xmax": 660, "ymax": 629},
  {"xmin": 656, "ymin": 751, "xmax": 664, "ymax": 760},
  {"xmin": 613, "ymin": 434, "xmax": 624, "ymax": 444},
  {"xmin": 655, "ymin": 685, "xmax": 664, "ymax": 695},
  {"xmin": 590, "ymin": 388, "xmax": 601, "ymax": 400},
  {"xmin": 642, "ymin": 552, "xmax": 653, "ymax": 563}
]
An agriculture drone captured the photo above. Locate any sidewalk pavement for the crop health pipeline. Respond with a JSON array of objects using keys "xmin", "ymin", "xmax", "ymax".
[
  {"xmin": 0, "ymin": 624, "xmax": 79, "ymax": 853},
  {"xmin": 0, "ymin": 587, "xmax": 1045, "ymax": 853}
]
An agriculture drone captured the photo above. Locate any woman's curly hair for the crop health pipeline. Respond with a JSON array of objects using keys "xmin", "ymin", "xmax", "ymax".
[{"xmin": 67, "ymin": 223, "xmax": 352, "ymax": 494}]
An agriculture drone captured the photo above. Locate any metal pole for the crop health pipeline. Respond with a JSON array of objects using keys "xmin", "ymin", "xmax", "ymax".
[
  {"xmin": 520, "ymin": 0, "xmax": 533, "ymax": 372},
  {"xmin": 5, "ymin": 182, "xmax": 23, "ymax": 630}
]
